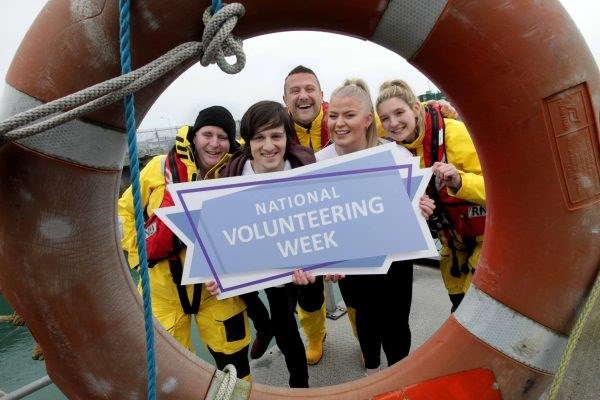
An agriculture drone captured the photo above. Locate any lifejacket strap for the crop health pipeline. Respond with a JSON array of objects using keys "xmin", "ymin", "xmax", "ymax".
[{"xmin": 168, "ymin": 256, "xmax": 202, "ymax": 314}]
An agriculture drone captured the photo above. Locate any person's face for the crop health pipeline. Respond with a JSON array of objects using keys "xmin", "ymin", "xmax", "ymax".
[
  {"xmin": 327, "ymin": 95, "xmax": 373, "ymax": 155},
  {"xmin": 192, "ymin": 125, "xmax": 230, "ymax": 172},
  {"xmin": 376, "ymin": 97, "xmax": 420, "ymax": 143},
  {"xmin": 250, "ymin": 124, "xmax": 287, "ymax": 174},
  {"xmin": 283, "ymin": 73, "xmax": 324, "ymax": 126}
]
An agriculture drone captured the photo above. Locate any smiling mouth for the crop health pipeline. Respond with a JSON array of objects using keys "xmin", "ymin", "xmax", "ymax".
[
  {"xmin": 390, "ymin": 127, "xmax": 406, "ymax": 135},
  {"xmin": 334, "ymin": 130, "xmax": 350, "ymax": 136}
]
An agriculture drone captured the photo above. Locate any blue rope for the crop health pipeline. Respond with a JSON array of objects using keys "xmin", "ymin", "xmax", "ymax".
[
  {"xmin": 118, "ymin": 1, "xmax": 156, "ymax": 399},
  {"xmin": 212, "ymin": 0, "xmax": 223, "ymax": 13}
]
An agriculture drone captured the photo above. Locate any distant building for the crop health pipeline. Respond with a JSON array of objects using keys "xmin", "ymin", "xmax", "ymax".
[{"xmin": 418, "ymin": 90, "xmax": 446, "ymax": 102}]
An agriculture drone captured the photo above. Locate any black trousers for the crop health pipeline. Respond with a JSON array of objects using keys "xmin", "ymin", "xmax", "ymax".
[
  {"xmin": 297, "ymin": 275, "xmax": 325, "ymax": 313},
  {"xmin": 208, "ymin": 344, "xmax": 250, "ymax": 379},
  {"xmin": 265, "ymin": 284, "xmax": 309, "ymax": 388},
  {"xmin": 240, "ymin": 291, "xmax": 272, "ymax": 335},
  {"xmin": 339, "ymin": 260, "xmax": 413, "ymax": 369}
]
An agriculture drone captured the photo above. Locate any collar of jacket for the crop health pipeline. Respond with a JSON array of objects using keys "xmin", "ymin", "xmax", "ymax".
[
  {"xmin": 172, "ymin": 126, "xmax": 197, "ymax": 181},
  {"xmin": 206, "ymin": 153, "xmax": 232, "ymax": 180},
  {"xmin": 219, "ymin": 143, "xmax": 315, "ymax": 178},
  {"xmin": 401, "ymin": 122, "xmax": 425, "ymax": 151},
  {"xmin": 293, "ymin": 104, "xmax": 327, "ymax": 150}
]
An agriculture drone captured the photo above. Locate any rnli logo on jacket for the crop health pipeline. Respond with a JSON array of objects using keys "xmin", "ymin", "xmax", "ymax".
[
  {"xmin": 144, "ymin": 221, "xmax": 157, "ymax": 238},
  {"xmin": 155, "ymin": 143, "xmax": 438, "ymax": 298},
  {"xmin": 468, "ymin": 205, "xmax": 486, "ymax": 218}
]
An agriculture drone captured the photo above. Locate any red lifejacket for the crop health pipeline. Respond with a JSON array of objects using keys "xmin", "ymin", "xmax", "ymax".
[
  {"xmin": 144, "ymin": 142, "xmax": 202, "ymax": 314},
  {"xmin": 144, "ymin": 146, "xmax": 188, "ymax": 261},
  {"xmin": 422, "ymin": 106, "xmax": 486, "ymax": 237}
]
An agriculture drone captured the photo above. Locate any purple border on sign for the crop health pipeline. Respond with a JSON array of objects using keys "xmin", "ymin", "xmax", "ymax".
[{"xmin": 176, "ymin": 164, "xmax": 413, "ymax": 292}]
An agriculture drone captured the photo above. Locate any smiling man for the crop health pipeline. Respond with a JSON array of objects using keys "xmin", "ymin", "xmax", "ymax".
[
  {"xmin": 283, "ymin": 65, "xmax": 328, "ymax": 151},
  {"xmin": 281, "ymin": 65, "xmax": 331, "ymax": 366}
]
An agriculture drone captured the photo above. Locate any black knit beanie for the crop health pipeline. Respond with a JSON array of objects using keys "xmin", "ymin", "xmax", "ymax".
[{"xmin": 188, "ymin": 106, "xmax": 239, "ymax": 152}]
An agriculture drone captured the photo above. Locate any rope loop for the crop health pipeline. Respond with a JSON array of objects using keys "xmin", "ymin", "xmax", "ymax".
[
  {"xmin": 214, "ymin": 364, "xmax": 237, "ymax": 400},
  {"xmin": 200, "ymin": 3, "xmax": 246, "ymax": 74}
]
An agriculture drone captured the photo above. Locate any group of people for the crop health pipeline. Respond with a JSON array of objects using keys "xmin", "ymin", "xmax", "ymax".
[{"xmin": 118, "ymin": 65, "xmax": 486, "ymax": 386}]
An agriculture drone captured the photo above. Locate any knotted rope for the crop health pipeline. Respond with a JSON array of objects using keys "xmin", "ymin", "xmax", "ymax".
[{"xmin": 0, "ymin": 3, "xmax": 245, "ymax": 144}]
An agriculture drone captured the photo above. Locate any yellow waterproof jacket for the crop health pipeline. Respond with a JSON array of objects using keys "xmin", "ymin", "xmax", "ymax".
[
  {"xmin": 404, "ymin": 117, "xmax": 485, "ymax": 292},
  {"xmin": 118, "ymin": 126, "xmax": 249, "ymax": 354},
  {"xmin": 293, "ymin": 104, "xmax": 329, "ymax": 151},
  {"xmin": 404, "ymin": 118, "xmax": 485, "ymax": 206}
]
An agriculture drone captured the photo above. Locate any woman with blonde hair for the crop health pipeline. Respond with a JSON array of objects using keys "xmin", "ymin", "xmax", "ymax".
[
  {"xmin": 313, "ymin": 78, "xmax": 381, "ymax": 158},
  {"xmin": 295, "ymin": 78, "xmax": 435, "ymax": 375},
  {"xmin": 376, "ymin": 79, "xmax": 486, "ymax": 313}
]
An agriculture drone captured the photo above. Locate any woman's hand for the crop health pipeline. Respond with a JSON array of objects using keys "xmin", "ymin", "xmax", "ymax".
[
  {"xmin": 292, "ymin": 270, "xmax": 345, "ymax": 284},
  {"xmin": 419, "ymin": 194, "xmax": 436, "ymax": 218},
  {"xmin": 324, "ymin": 273, "xmax": 345, "ymax": 282},
  {"xmin": 432, "ymin": 162, "xmax": 462, "ymax": 191},
  {"xmin": 292, "ymin": 269, "xmax": 316, "ymax": 285},
  {"xmin": 205, "ymin": 280, "xmax": 220, "ymax": 296}
]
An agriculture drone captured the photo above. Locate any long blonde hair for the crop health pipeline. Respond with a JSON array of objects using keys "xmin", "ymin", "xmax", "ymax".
[
  {"xmin": 376, "ymin": 79, "xmax": 425, "ymax": 140},
  {"xmin": 330, "ymin": 78, "xmax": 379, "ymax": 149}
]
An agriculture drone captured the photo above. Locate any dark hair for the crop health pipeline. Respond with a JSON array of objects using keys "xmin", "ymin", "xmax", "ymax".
[
  {"xmin": 284, "ymin": 65, "xmax": 321, "ymax": 93},
  {"xmin": 239, "ymin": 101, "xmax": 296, "ymax": 157}
]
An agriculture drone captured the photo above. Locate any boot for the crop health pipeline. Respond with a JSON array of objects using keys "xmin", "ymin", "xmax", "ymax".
[
  {"xmin": 305, "ymin": 334, "xmax": 325, "ymax": 365},
  {"xmin": 250, "ymin": 330, "xmax": 273, "ymax": 359}
]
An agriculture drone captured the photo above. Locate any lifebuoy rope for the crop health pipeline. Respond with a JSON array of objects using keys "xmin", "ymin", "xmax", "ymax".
[
  {"xmin": 116, "ymin": 1, "xmax": 247, "ymax": 398},
  {"xmin": 212, "ymin": 365, "xmax": 238, "ymax": 400},
  {"xmin": 0, "ymin": 2, "xmax": 248, "ymax": 399},
  {"xmin": 199, "ymin": 2, "xmax": 246, "ymax": 73},
  {"xmin": 0, "ymin": 3, "xmax": 246, "ymax": 145},
  {"xmin": 547, "ymin": 271, "xmax": 600, "ymax": 399},
  {"xmin": 118, "ymin": 0, "xmax": 156, "ymax": 398}
]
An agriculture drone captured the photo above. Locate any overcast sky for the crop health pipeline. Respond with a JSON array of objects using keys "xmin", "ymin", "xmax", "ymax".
[{"xmin": 1, "ymin": 1, "xmax": 598, "ymax": 130}]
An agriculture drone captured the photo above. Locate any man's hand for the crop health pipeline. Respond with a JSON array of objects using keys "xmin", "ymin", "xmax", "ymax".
[{"xmin": 427, "ymin": 99, "xmax": 458, "ymax": 120}]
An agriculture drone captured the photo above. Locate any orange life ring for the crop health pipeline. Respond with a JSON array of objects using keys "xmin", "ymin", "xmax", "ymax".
[{"xmin": 1, "ymin": 1, "xmax": 598, "ymax": 399}]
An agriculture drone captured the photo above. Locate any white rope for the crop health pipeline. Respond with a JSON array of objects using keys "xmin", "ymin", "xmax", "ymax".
[
  {"xmin": 0, "ymin": 3, "xmax": 245, "ymax": 144},
  {"xmin": 214, "ymin": 364, "xmax": 237, "ymax": 400},
  {"xmin": 200, "ymin": 4, "xmax": 245, "ymax": 73}
]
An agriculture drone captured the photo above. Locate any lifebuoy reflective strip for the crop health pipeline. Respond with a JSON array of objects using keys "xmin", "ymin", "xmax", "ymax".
[
  {"xmin": 0, "ymin": 1, "xmax": 598, "ymax": 399},
  {"xmin": 455, "ymin": 287, "xmax": 568, "ymax": 374}
]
